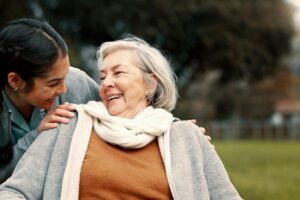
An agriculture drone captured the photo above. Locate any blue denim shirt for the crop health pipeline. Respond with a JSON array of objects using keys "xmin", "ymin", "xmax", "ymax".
[
  {"xmin": 2, "ymin": 91, "xmax": 48, "ymax": 145},
  {"xmin": 0, "ymin": 66, "xmax": 100, "ymax": 183}
]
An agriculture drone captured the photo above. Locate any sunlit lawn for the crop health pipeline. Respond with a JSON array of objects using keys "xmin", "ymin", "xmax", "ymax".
[{"xmin": 213, "ymin": 140, "xmax": 300, "ymax": 200}]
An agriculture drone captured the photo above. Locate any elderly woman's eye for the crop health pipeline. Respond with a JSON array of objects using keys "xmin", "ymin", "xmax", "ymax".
[{"xmin": 115, "ymin": 71, "xmax": 124, "ymax": 76}]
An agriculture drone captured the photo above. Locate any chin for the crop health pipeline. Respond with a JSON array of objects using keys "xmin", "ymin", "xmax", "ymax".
[
  {"xmin": 108, "ymin": 110, "xmax": 121, "ymax": 116},
  {"xmin": 42, "ymin": 105, "xmax": 53, "ymax": 110},
  {"xmin": 41, "ymin": 102, "xmax": 55, "ymax": 110},
  {"xmin": 107, "ymin": 105, "xmax": 124, "ymax": 116}
]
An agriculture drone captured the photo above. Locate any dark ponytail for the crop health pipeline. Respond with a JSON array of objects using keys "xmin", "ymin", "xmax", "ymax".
[{"xmin": 0, "ymin": 18, "xmax": 68, "ymax": 164}]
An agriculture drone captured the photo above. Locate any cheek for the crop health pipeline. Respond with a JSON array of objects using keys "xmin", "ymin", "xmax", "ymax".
[
  {"xmin": 126, "ymin": 82, "xmax": 146, "ymax": 100},
  {"xmin": 99, "ymin": 87, "xmax": 106, "ymax": 103},
  {"xmin": 35, "ymin": 87, "xmax": 61, "ymax": 103},
  {"xmin": 26, "ymin": 87, "xmax": 44, "ymax": 98},
  {"xmin": 40, "ymin": 88, "xmax": 55, "ymax": 97}
]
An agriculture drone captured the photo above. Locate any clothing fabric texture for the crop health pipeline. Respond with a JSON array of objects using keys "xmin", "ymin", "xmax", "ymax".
[
  {"xmin": 61, "ymin": 101, "xmax": 174, "ymax": 199},
  {"xmin": 0, "ymin": 109, "xmax": 243, "ymax": 199},
  {"xmin": 0, "ymin": 66, "xmax": 99, "ymax": 183},
  {"xmin": 79, "ymin": 132, "xmax": 172, "ymax": 199},
  {"xmin": 75, "ymin": 101, "xmax": 174, "ymax": 148}
]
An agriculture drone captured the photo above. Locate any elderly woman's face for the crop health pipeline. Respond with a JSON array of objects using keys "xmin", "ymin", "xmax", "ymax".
[{"xmin": 99, "ymin": 49, "xmax": 149, "ymax": 118}]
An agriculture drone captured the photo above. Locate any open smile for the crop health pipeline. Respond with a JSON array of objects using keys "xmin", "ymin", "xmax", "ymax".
[{"xmin": 108, "ymin": 94, "xmax": 123, "ymax": 101}]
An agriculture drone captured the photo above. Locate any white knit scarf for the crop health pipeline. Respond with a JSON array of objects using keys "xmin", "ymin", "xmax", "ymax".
[{"xmin": 61, "ymin": 101, "xmax": 174, "ymax": 200}]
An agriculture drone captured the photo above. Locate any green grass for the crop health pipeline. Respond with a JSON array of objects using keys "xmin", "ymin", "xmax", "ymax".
[{"xmin": 213, "ymin": 140, "xmax": 300, "ymax": 200}]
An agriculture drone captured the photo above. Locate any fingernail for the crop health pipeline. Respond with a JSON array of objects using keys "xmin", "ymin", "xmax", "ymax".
[{"xmin": 69, "ymin": 105, "xmax": 76, "ymax": 109}]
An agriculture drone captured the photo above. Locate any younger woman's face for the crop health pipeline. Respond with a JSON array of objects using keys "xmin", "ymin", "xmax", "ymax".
[{"xmin": 18, "ymin": 55, "xmax": 70, "ymax": 110}]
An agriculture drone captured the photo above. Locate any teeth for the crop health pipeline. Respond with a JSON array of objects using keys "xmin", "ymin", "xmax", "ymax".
[{"xmin": 108, "ymin": 95, "xmax": 121, "ymax": 101}]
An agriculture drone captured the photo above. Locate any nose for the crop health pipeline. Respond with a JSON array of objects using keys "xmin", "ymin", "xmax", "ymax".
[
  {"xmin": 101, "ymin": 74, "xmax": 115, "ymax": 88},
  {"xmin": 56, "ymin": 80, "xmax": 67, "ymax": 95}
]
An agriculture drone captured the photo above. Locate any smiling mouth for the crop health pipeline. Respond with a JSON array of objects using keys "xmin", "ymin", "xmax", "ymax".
[
  {"xmin": 46, "ymin": 98, "xmax": 56, "ymax": 104},
  {"xmin": 108, "ymin": 94, "xmax": 122, "ymax": 102}
]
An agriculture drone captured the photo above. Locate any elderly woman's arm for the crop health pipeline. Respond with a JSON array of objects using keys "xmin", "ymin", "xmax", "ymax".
[
  {"xmin": 169, "ymin": 121, "xmax": 242, "ymax": 199},
  {"xmin": 200, "ymin": 131, "xmax": 243, "ymax": 200},
  {"xmin": 0, "ymin": 128, "xmax": 58, "ymax": 199}
]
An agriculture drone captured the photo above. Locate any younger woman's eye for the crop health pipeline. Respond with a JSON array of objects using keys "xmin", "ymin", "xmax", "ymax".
[{"xmin": 48, "ymin": 82, "xmax": 59, "ymax": 87}]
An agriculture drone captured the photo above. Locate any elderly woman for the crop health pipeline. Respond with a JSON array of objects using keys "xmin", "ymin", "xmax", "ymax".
[{"xmin": 0, "ymin": 36, "xmax": 242, "ymax": 200}]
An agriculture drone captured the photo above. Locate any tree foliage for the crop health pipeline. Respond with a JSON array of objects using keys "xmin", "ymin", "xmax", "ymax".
[
  {"xmin": 0, "ymin": 0, "xmax": 295, "ymax": 119},
  {"xmin": 0, "ymin": 0, "xmax": 30, "ymax": 28},
  {"xmin": 40, "ymin": 0, "xmax": 294, "ymax": 85}
]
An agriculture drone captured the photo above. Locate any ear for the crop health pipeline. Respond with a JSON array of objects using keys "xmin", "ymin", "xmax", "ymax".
[
  {"xmin": 7, "ymin": 72, "xmax": 24, "ymax": 91},
  {"xmin": 147, "ymin": 73, "xmax": 158, "ymax": 94}
]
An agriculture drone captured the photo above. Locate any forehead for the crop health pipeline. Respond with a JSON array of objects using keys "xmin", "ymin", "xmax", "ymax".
[
  {"xmin": 39, "ymin": 55, "xmax": 70, "ymax": 81},
  {"xmin": 100, "ymin": 49, "xmax": 137, "ymax": 70}
]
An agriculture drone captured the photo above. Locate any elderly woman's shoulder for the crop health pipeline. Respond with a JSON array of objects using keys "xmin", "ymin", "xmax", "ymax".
[
  {"xmin": 171, "ymin": 120, "xmax": 204, "ymax": 137},
  {"xmin": 171, "ymin": 120, "xmax": 197, "ymax": 129}
]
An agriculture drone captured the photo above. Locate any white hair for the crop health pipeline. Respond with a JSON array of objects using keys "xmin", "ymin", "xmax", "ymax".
[{"xmin": 97, "ymin": 36, "xmax": 178, "ymax": 111}]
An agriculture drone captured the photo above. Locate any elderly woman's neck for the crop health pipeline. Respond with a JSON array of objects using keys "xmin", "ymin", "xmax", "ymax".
[{"xmin": 115, "ymin": 103, "xmax": 148, "ymax": 119}]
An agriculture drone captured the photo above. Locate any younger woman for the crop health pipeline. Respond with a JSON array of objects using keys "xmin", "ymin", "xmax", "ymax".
[{"xmin": 0, "ymin": 18, "xmax": 99, "ymax": 183}]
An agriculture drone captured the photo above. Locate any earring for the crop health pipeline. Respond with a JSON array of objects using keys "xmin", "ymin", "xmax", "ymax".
[
  {"xmin": 145, "ymin": 92, "xmax": 149, "ymax": 99},
  {"xmin": 145, "ymin": 92, "xmax": 152, "ymax": 103},
  {"xmin": 13, "ymin": 87, "xmax": 18, "ymax": 91}
]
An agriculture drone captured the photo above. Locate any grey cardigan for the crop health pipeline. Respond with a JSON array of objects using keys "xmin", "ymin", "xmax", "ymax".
[
  {"xmin": 0, "ymin": 114, "xmax": 242, "ymax": 200},
  {"xmin": 0, "ymin": 67, "xmax": 99, "ymax": 183}
]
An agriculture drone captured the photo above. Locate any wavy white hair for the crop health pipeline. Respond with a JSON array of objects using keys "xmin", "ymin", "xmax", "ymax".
[{"xmin": 97, "ymin": 36, "xmax": 178, "ymax": 111}]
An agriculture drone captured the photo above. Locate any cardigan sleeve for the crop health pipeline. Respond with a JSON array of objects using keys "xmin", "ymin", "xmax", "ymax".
[
  {"xmin": 0, "ymin": 129, "xmax": 39, "ymax": 180},
  {"xmin": 169, "ymin": 121, "xmax": 243, "ymax": 200},
  {"xmin": 0, "ymin": 128, "xmax": 59, "ymax": 199},
  {"xmin": 200, "ymin": 131, "xmax": 243, "ymax": 200}
]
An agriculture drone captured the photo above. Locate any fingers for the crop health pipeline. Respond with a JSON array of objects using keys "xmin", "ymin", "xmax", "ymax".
[
  {"xmin": 40, "ymin": 122, "xmax": 58, "ymax": 130},
  {"xmin": 199, "ymin": 127, "xmax": 211, "ymax": 141},
  {"xmin": 44, "ymin": 114, "xmax": 72, "ymax": 124},
  {"xmin": 199, "ymin": 127, "xmax": 205, "ymax": 134},
  {"xmin": 186, "ymin": 120, "xmax": 211, "ymax": 142},
  {"xmin": 54, "ymin": 102, "xmax": 76, "ymax": 112},
  {"xmin": 205, "ymin": 135, "xmax": 211, "ymax": 142},
  {"xmin": 189, "ymin": 119, "xmax": 197, "ymax": 124},
  {"xmin": 186, "ymin": 120, "xmax": 214, "ymax": 148},
  {"xmin": 38, "ymin": 102, "xmax": 76, "ymax": 134},
  {"xmin": 201, "ymin": 129, "xmax": 214, "ymax": 148},
  {"xmin": 38, "ymin": 122, "xmax": 58, "ymax": 134},
  {"xmin": 51, "ymin": 108, "xmax": 75, "ymax": 118},
  {"xmin": 199, "ymin": 127, "xmax": 213, "ymax": 145}
]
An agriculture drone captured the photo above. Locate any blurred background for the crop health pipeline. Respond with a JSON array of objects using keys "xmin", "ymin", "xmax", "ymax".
[{"xmin": 1, "ymin": 0, "xmax": 299, "ymax": 199}]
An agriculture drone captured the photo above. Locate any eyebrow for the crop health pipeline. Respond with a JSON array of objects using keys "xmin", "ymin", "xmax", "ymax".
[
  {"xmin": 47, "ymin": 78, "xmax": 63, "ymax": 84},
  {"xmin": 100, "ymin": 64, "xmax": 125, "ymax": 73}
]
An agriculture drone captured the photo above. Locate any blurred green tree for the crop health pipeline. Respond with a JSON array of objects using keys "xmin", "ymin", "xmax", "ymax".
[
  {"xmin": 40, "ymin": 0, "xmax": 294, "ymax": 85},
  {"xmin": 0, "ymin": 0, "xmax": 295, "ymax": 119},
  {"xmin": 0, "ymin": 0, "xmax": 30, "ymax": 27},
  {"xmin": 39, "ymin": 0, "xmax": 294, "ymax": 119}
]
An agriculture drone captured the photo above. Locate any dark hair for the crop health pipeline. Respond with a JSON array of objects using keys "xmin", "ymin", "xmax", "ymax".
[
  {"xmin": 0, "ymin": 18, "xmax": 68, "ymax": 164},
  {"xmin": 0, "ymin": 18, "xmax": 68, "ymax": 93}
]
